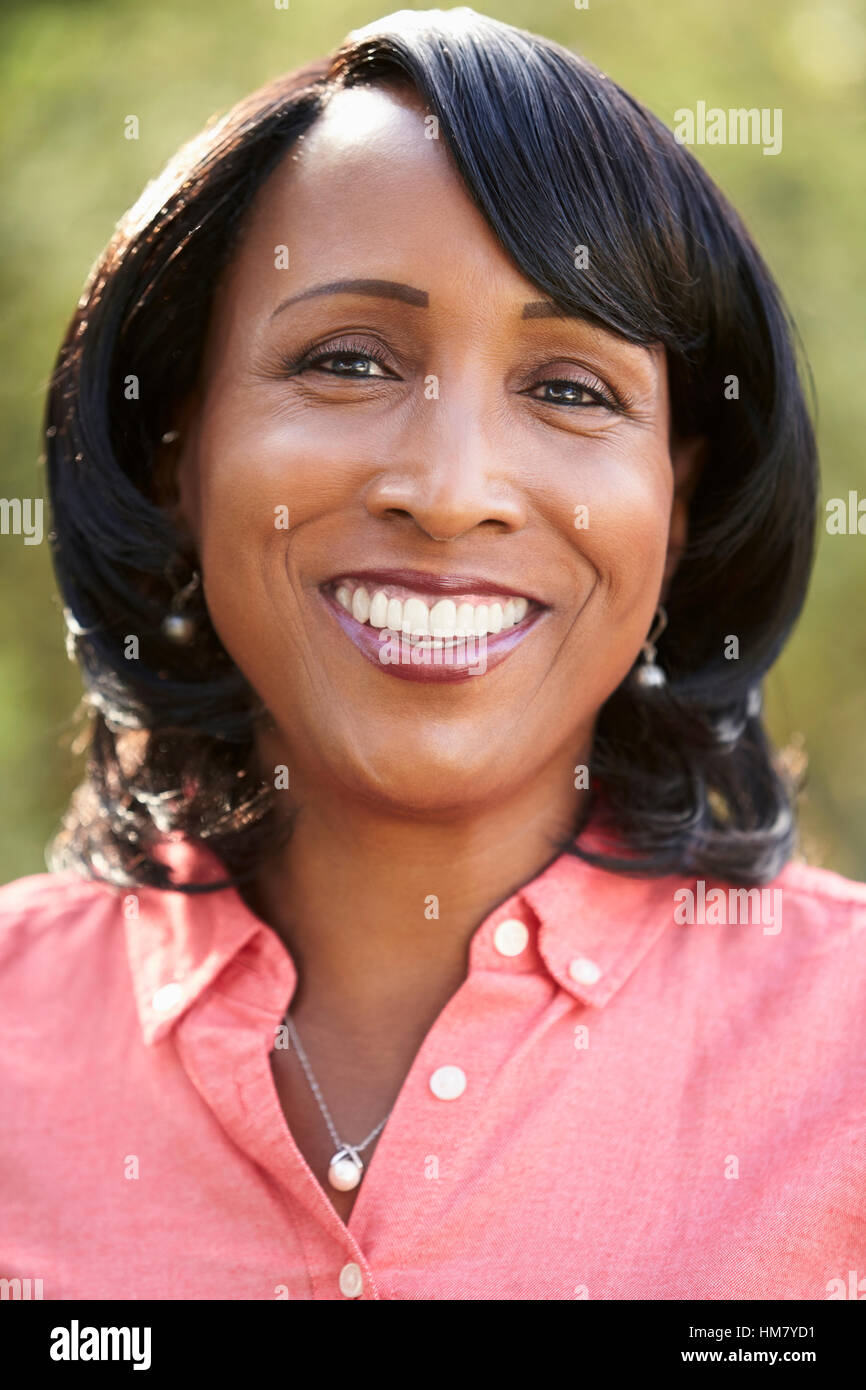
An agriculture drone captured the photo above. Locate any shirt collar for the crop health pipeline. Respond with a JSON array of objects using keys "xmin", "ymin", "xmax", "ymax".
[
  {"xmin": 124, "ymin": 837, "xmax": 281, "ymax": 1046},
  {"xmin": 125, "ymin": 823, "xmax": 677, "ymax": 1045},
  {"xmin": 517, "ymin": 834, "xmax": 677, "ymax": 1008}
]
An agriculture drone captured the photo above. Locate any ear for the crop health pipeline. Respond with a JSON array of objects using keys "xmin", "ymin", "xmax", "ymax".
[{"xmin": 662, "ymin": 433, "xmax": 707, "ymax": 594}]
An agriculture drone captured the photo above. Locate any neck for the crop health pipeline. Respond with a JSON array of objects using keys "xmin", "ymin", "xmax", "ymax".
[{"xmin": 243, "ymin": 747, "xmax": 590, "ymax": 1033}]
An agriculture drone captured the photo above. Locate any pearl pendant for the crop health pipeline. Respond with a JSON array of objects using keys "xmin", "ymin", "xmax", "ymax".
[
  {"xmin": 161, "ymin": 612, "xmax": 196, "ymax": 644},
  {"xmin": 634, "ymin": 662, "xmax": 666, "ymax": 688},
  {"xmin": 328, "ymin": 1150, "xmax": 363, "ymax": 1191}
]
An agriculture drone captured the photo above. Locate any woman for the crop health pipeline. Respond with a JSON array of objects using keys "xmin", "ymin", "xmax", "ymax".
[{"xmin": 1, "ymin": 8, "xmax": 864, "ymax": 1301}]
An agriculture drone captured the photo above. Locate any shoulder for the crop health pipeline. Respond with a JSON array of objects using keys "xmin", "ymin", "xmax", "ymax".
[
  {"xmin": 0, "ymin": 871, "xmax": 141, "ymax": 1036},
  {"xmin": 694, "ymin": 857, "xmax": 866, "ymax": 1006},
  {"xmin": 665, "ymin": 854, "xmax": 866, "ymax": 994},
  {"xmin": 0, "ymin": 870, "xmax": 125, "ymax": 964},
  {"xmin": 770, "ymin": 857, "xmax": 866, "ymax": 935}
]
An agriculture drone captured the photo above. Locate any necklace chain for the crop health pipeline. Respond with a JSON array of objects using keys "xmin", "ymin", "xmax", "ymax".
[{"xmin": 284, "ymin": 1012, "xmax": 391, "ymax": 1156}]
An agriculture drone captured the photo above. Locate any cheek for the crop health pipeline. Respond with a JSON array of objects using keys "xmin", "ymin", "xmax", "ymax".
[
  {"xmin": 540, "ymin": 438, "xmax": 674, "ymax": 691},
  {"xmin": 187, "ymin": 398, "xmax": 396, "ymax": 733},
  {"xmin": 196, "ymin": 403, "xmax": 359, "ymax": 533},
  {"xmin": 191, "ymin": 397, "xmax": 363, "ymax": 597},
  {"xmin": 565, "ymin": 441, "xmax": 674, "ymax": 603},
  {"xmin": 186, "ymin": 410, "xmax": 302, "ymax": 673}
]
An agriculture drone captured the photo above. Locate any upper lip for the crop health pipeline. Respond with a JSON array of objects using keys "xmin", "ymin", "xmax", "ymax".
[{"xmin": 322, "ymin": 567, "xmax": 547, "ymax": 605}]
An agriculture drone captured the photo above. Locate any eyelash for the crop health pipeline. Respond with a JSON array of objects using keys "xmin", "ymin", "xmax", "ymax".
[
  {"xmin": 290, "ymin": 336, "xmax": 392, "ymax": 377},
  {"xmin": 282, "ymin": 336, "xmax": 626, "ymax": 412}
]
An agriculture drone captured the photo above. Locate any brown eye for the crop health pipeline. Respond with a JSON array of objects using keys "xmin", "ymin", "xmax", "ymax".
[
  {"xmin": 305, "ymin": 350, "xmax": 390, "ymax": 377},
  {"xmin": 527, "ymin": 377, "xmax": 618, "ymax": 409},
  {"xmin": 289, "ymin": 336, "xmax": 397, "ymax": 380}
]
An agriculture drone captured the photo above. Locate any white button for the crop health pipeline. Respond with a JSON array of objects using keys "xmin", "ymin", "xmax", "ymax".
[
  {"xmin": 568, "ymin": 956, "xmax": 602, "ymax": 985},
  {"xmin": 429, "ymin": 1065, "xmax": 466, "ymax": 1100},
  {"xmin": 151, "ymin": 982, "xmax": 183, "ymax": 1012},
  {"xmin": 339, "ymin": 1261, "xmax": 364, "ymax": 1298},
  {"xmin": 493, "ymin": 918, "xmax": 529, "ymax": 957}
]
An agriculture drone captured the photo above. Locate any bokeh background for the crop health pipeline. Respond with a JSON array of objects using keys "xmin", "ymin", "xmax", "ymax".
[{"xmin": 1, "ymin": 0, "xmax": 864, "ymax": 883}]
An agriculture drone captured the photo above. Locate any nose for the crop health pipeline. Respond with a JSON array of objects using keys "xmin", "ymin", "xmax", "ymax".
[{"xmin": 362, "ymin": 392, "xmax": 527, "ymax": 542}]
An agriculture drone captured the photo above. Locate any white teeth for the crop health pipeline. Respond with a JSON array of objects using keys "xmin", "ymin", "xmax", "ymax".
[
  {"xmin": 402, "ymin": 597, "xmax": 429, "ymax": 636},
  {"xmin": 331, "ymin": 580, "xmax": 534, "ymax": 637},
  {"xmin": 429, "ymin": 599, "xmax": 457, "ymax": 636},
  {"xmin": 456, "ymin": 603, "xmax": 475, "ymax": 634},
  {"xmin": 369, "ymin": 590, "xmax": 389, "ymax": 627},
  {"xmin": 351, "ymin": 587, "xmax": 371, "ymax": 622}
]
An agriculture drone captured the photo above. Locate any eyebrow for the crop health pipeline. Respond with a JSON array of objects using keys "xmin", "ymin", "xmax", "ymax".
[
  {"xmin": 269, "ymin": 278, "xmax": 579, "ymax": 320},
  {"xmin": 271, "ymin": 279, "xmax": 428, "ymax": 317}
]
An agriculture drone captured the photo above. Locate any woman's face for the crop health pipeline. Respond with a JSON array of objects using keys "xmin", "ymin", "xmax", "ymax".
[{"xmin": 177, "ymin": 83, "xmax": 701, "ymax": 815}]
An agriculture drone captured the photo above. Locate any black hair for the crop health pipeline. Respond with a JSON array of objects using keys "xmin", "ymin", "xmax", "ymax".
[{"xmin": 44, "ymin": 8, "xmax": 816, "ymax": 891}]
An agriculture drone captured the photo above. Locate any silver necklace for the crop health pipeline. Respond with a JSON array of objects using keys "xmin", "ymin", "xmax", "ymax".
[{"xmin": 284, "ymin": 1012, "xmax": 391, "ymax": 1192}]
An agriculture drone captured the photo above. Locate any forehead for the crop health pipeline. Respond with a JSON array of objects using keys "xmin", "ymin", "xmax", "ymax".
[
  {"xmin": 203, "ymin": 82, "xmax": 668, "ymax": 407},
  {"xmin": 220, "ymin": 83, "xmax": 540, "ymax": 310}
]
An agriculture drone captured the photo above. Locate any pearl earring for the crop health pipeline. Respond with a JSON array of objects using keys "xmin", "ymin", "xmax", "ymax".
[
  {"xmin": 161, "ymin": 569, "xmax": 200, "ymax": 645},
  {"xmin": 633, "ymin": 605, "xmax": 668, "ymax": 689}
]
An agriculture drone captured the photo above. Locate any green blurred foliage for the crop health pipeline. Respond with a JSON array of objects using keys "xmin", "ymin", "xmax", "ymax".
[{"xmin": 1, "ymin": 0, "xmax": 864, "ymax": 882}]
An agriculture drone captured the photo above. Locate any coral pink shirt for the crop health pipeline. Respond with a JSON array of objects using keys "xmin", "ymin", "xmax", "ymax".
[{"xmin": 1, "ymin": 834, "xmax": 865, "ymax": 1301}]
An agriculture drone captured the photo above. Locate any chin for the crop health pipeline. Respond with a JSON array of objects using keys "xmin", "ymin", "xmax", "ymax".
[{"xmin": 328, "ymin": 742, "xmax": 519, "ymax": 817}]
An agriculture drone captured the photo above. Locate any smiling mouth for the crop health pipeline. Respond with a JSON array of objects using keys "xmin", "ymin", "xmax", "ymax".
[
  {"xmin": 319, "ymin": 569, "xmax": 547, "ymax": 682},
  {"xmin": 328, "ymin": 575, "xmax": 535, "ymax": 637}
]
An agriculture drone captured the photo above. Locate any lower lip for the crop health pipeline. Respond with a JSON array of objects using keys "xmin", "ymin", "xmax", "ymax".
[{"xmin": 320, "ymin": 591, "xmax": 546, "ymax": 682}]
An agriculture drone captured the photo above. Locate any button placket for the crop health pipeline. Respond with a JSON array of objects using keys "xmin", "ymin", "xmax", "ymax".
[
  {"xmin": 339, "ymin": 1261, "xmax": 364, "ymax": 1298},
  {"xmin": 172, "ymin": 978, "xmax": 384, "ymax": 1299},
  {"xmin": 429, "ymin": 1064, "xmax": 467, "ymax": 1100}
]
